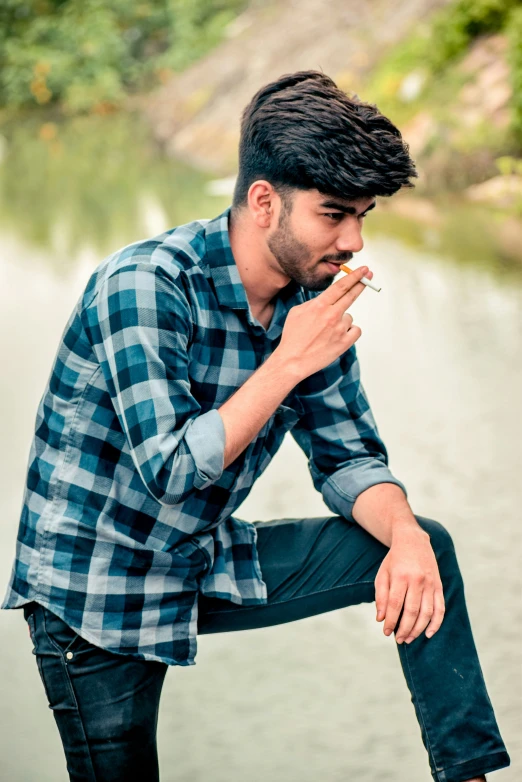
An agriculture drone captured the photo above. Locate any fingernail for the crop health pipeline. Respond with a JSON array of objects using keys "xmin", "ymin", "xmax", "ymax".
[
  {"xmin": 384, "ymin": 629, "xmax": 392, "ymax": 636},
  {"xmin": 396, "ymin": 637, "xmax": 403, "ymax": 644},
  {"xmin": 405, "ymin": 636, "xmax": 414, "ymax": 644},
  {"xmin": 426, "ymin": 630, "xmax": 433, "ymax": 638}
]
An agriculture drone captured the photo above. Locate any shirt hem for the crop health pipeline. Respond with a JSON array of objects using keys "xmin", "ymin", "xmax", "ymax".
[{"xmin": 3, "ymin": 595, "xmax": 197, "ymax": 667}]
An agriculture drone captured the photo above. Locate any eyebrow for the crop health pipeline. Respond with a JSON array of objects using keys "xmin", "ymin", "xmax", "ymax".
[{"xmin": 319, "ymin": 200, "xmax": 377, "ymax": 216}]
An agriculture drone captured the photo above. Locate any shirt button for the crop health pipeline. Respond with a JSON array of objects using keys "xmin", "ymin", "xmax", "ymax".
[{"xmin": 66, "ymin": 652, "xmax": 74, "ymax": 660}]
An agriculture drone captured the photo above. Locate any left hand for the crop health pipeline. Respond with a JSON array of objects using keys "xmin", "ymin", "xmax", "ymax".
[{"xmin": 374, "ymin": 526, "xmax": 446, "ymax": 644}]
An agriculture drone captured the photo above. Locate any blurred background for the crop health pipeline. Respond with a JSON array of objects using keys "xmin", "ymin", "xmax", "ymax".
[{"xmin": 0, "ymin": 1, "xmax": 521, "ymax": 780}]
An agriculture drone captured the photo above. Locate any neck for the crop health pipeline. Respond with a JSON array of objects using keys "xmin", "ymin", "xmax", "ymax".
[{"xmin": 228, "ymin": 209, "xmax": 291, "ymax": 310}]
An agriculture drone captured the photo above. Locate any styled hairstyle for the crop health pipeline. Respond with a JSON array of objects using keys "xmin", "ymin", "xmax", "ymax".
[{"xmin": 232, "ymin": 70, "xmax": 417, "ymax": 211}]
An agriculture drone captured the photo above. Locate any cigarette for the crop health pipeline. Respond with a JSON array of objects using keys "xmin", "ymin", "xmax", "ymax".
[{"xmin": 340, "ymin": 264, "xmax": 381, "ymax": 293}]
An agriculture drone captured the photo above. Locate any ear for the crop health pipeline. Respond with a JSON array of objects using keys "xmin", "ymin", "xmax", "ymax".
[{"xmin": 247, "ymin": 181, "xmax": 279, "ymax": 229}]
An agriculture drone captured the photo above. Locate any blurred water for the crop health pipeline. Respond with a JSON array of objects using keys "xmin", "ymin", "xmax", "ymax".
[{"xmin": 0, "ymin": 116, "xmax": 520, "ymax": 782}]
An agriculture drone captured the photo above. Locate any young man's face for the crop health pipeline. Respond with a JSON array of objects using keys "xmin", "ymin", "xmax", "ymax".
[{"xmin": 267, "ymin": 188, "xmax": 376, "ymax": 291}]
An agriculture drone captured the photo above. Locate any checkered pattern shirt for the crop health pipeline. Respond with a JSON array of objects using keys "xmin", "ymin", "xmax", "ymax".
[{"xmin": 2, "ymin": 205, "xmax": 407, "ymax": 665}]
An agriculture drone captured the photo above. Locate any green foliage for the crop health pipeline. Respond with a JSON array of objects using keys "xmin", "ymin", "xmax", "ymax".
[
  {"xmin": 507, "ymin": 7, "xmax": 522, "ymax": 140},
  {"xmin": 364, "ymin": 0, "xmax": 522, "ymax": 148},
  {"xmin": 154, "ymin": 0, "xmax": 247, "ymax": 72},
  {"xmin": 0, "ymin": 0, "xmax": 247, "ymax": 115},
  {"xmin": 428, "ymin": 0, "xmax": 522, "ymax": 145},
  {"xmin": 428, "ymin": 0, "xmax": 519, "ymax": 72},
  {"xmin": 496, "ymin": 154, "xmax": 522, "ymax": 176}
]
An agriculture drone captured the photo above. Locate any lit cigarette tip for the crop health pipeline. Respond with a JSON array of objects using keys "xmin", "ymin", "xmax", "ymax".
[{"xmin": 340, "ymin": 264, "xmax": 381, "ymax": 293}]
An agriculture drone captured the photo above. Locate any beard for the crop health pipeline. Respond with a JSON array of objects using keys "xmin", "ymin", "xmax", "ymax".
[{"xmin": 266, "ymin": 207, "xmax": 352, "ymax": 291}]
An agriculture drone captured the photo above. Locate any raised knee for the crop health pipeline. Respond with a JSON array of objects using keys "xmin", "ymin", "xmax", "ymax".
[{"xmin": 415, "ymin": 516, "xmax": 455, "ymax": 555}]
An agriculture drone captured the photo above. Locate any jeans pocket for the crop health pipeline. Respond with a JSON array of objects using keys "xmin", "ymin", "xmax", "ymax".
[{"xmin": 42, "ymin": 607, "xmax": 85, "ymax": 657}]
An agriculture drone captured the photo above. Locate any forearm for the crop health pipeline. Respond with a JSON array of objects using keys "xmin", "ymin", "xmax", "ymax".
[
  {"xmin": 218, "ymin": 349, "xmax": 300, "ymax": 469},
  {"xmin": 351, "ymin": 482, "xmax": 426, "ymax": 548}
]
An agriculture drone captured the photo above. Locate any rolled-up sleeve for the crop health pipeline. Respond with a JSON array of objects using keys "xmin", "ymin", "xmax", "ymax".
[
  {"xmin": 184, "ymin": 408, "xmax": 226, "ymax": 490},
  {"xmin": 82, "ymin": 263, "xmax": 226, "ymax": 506},
  {"xmin": 291, "ymin": 345, "xmax": 407, "ymax": 520}
]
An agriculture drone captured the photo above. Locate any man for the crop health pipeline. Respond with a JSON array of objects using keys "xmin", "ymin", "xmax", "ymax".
[{"xmin": 2, "ymin": 71, "xmax": 510, "ymax": 782}]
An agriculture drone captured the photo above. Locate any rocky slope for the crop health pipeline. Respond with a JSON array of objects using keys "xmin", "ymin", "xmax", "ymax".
[{"xmin": 142, "ymin": 0, "xmax": 453, "ymax": 174}]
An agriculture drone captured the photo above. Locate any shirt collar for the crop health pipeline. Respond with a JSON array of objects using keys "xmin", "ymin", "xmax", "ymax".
[{"xmin": 203, "ymin": 206, "xmax": 304, "ymax": 316}]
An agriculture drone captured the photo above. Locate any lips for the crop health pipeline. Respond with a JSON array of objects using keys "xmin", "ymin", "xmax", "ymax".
[{"xmin": 324, "ymin": 261, "xmax": 342, "ymax": 273}]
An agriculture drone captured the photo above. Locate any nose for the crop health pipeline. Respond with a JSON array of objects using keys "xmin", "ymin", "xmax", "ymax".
[{"xmin": 335, "ymin": 220, "xmax": 364, "ymax": 254}]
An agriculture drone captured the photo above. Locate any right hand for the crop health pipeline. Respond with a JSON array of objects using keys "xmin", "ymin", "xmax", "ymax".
[{"xmin": 276, "ymin": 264, "xmax": 371, "ymax": 381}]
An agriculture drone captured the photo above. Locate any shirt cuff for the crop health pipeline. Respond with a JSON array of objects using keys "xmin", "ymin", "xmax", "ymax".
[
  {"xmin": 321, "ymin": 459, "xmax": 408, "ymax": 521},
  {"xmin": 184, "ymin": 409, "xmax": 226, "ymax": 490}
]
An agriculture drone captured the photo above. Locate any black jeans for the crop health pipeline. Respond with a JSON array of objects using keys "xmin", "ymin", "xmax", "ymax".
[{"xmin": 23, "ymin": 514, "xmax": 510, "ymax": 782}]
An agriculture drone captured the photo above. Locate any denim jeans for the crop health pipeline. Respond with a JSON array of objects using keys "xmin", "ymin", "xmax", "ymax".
[{"xmin": 23, "ymin": 514, "xmax": 510, "ymax": 782}]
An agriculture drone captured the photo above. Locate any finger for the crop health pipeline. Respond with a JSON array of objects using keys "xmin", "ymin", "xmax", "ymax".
[
  {"xmin": 395, "ymin": 581, "xmax": 424, "ymax": 643},
  {"xmin": 383, "ymin": 580, "xmax": 407, "ymax": 637},
  {"xmin": 332, "ymin": 277, "xmax": 368, "ymax": 314},
  {"xmin": 401, "ymin": 584, "xmax": 435, "ymax": 644},
  {"xmin": 316, "ymin": 265, "xmax": 369, "ymax": 307},
  {"xmin": 341, "ymin": 312, "xmax": 354, "ymax": 329},
  {"xmin": 425, "ymin": 586, "xmax": 446, "ymax": 639},
  {"xmin": 344, "ymin": 325, "xmax": 362, "ymax": 348},
  {"xmin": 374, "ymin": 567, "xmax": 390, "ymax": 623}
]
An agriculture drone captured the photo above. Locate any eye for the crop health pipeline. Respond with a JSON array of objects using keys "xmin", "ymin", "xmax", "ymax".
[{"xmin": 323, "ymin": 213, "xmax": 344, "ymax": 221}]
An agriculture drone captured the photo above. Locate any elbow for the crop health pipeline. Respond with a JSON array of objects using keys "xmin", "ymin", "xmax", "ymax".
[{"xmin": 136, "ymin": 411, "xmax": 226, "ymax": 506}]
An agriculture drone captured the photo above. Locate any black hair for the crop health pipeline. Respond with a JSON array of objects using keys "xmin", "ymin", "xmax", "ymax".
[{"xmin": 231, "ymin": 70, "xmax": 417, "ymax": 211}]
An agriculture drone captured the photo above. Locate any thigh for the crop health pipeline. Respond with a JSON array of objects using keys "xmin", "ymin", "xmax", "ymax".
[
  {"xmin": 197, "ymin": 514, "xmax": 451, "ymax": 635},
  {"xmin": 198, "ymin": 514, "xmax": 389, "ymax": 634},
  {"xmin": 25, "ymin": 603, "xmax": 168, "ymax": 782}
]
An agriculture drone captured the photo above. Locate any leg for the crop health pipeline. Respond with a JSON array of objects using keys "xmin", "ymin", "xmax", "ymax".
[
  {"xmin": 394, "ymin": 518, "xmax": 510, "ymax": 782},
  {"xmin": 23, "ymin": 602, "xmax": 168, "ymax": 782},
  {"xmin": 198, "ymin": 514, "xmax": 510, "ymax": 782}
]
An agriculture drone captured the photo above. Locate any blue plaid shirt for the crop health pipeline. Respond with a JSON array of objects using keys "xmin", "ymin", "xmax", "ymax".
[{"xmin": 2, "ymin": 205, "xmax": 407, "ymax": 665}]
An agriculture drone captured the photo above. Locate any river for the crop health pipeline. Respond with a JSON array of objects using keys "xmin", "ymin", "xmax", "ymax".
[{"xmin": 0, "ymin": 113, "xmax": 520, "ymax": 782}]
